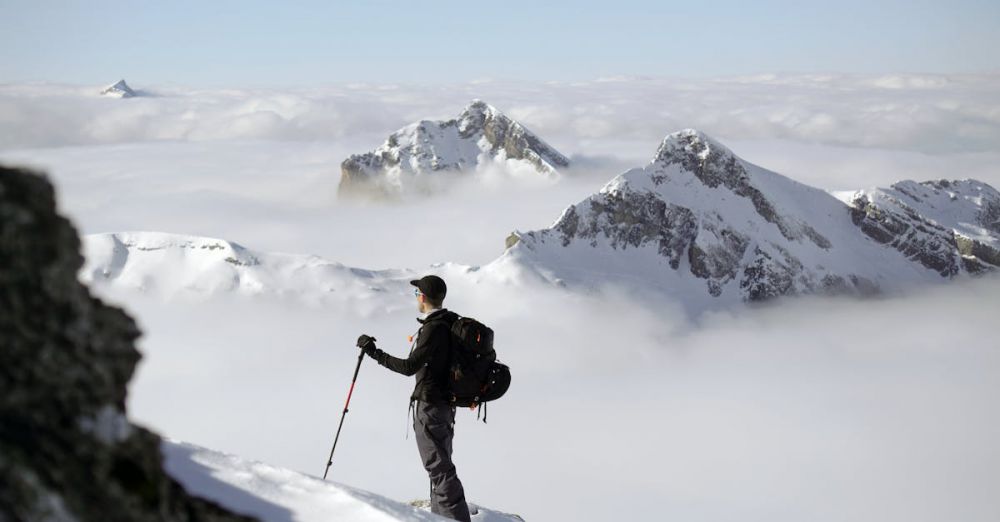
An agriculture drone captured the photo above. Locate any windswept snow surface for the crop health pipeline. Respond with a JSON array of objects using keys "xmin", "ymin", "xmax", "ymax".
[
  {"xmin": 162, "ymin": 440, "xmax": 521, "ymax": 522},
  {"xmin": 80, "ymin": 231, "xmax": 424, "ymax": 307}
]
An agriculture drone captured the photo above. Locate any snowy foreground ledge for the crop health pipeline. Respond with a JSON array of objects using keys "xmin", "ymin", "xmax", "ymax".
[{"xmin": 161, "ymin": 440, "xmax": 522, "ymax": 522}]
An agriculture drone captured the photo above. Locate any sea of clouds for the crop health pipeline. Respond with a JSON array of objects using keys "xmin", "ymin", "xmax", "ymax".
[
  {"xmin": 97, "ymin": 274, "xmax": 1000, "ymax": 522},
  {"xmin": 2, "ymin": 74, "xmax": 999, "ymax": 521},
  {"xmin": 3, "ymin": 73, "xmax": 1000, "ymax": 155}
]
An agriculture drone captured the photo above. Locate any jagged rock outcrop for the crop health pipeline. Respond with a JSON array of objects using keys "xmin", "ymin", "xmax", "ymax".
[
  {"xmin": 0, "ymin": 165, "xmax": 255, "ymax": 522},
  {"xmin": 497, "ymin": 129, "xmax": 966, "ymax": 309},
  {"xmin": 339, "ymin": 100, "xmax": 569, "ymax": 198},
  {"xmin": 841, "ymin": 179, "xmax": 1000, "ymax": 275},
  {"xmin": 100, "ymin": 79, "xmax": 137, "ymax": 98}
]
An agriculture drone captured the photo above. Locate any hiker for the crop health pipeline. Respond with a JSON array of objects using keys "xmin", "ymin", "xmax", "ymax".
[{"xmin": 356, "ymin": 275, "xmax": 472, "ymax": 522}]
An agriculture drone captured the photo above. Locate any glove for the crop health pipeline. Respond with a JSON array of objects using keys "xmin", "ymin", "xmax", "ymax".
[{"xmin": 356, "ymin": 334, "xmax": 378, "ymax": 356}]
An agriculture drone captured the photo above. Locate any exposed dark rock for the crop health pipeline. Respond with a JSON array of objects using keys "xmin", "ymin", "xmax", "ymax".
[
  {"xmin": 688, "ymin": 223, "xmax": 750, "ymax": 296},
  {"xmin": 956, "ymin": 234, "xmax": 1000, "ymax": 268},
  {"xmin": 846, "ymin": 180, "xmax": 1000, "ymax": 277},
  {"xmin": 738, "ymin": 245, "xmax": 806, "ymax": 301},
  {"xmin": 553, "ymin": 205, "xmax": 580, "ymax": 247},
  {"xmin": 0, "ymin": 165, "xmax": 256, "ymax": 522},
  {"xmin": 504, "ymin": 232, "xmax": 521, "ymax": 250},
  {"xmin": 979, "ymin": 198, "xmax": 1000, "ymax": 235},
  {"xmin": 459, "ymin": 100, "xmax": 569, "ymax": 172},
  {"xmin": 552, "ymin": 189, "xmax": 698, "ymax": 270}
]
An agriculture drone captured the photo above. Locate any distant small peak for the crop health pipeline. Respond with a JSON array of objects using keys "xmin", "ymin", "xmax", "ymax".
[{"xmin": 101, "ymin": 79, "xmax": 137, "ymax": 98}]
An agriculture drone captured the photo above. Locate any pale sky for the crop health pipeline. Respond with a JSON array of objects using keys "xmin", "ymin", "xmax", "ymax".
[{"xmin": 2, "ymin": 0, "xmax": 999, "ymax": 86}]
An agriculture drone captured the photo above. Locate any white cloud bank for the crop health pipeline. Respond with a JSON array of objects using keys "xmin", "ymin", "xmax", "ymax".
[{"xmin": 2, "ymin": 73, "xmax": 999, "ymax": 156}]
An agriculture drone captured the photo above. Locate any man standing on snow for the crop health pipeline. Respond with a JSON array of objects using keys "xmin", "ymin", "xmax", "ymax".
[{"xmin": 356, "ymin": 275, "xmax": 472, "ymax": 522}]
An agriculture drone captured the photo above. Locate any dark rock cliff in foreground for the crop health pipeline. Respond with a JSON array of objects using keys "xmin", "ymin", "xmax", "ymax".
[{"xmin": 0, "ymin": 165, "xmax": 255, "ymax": 522}]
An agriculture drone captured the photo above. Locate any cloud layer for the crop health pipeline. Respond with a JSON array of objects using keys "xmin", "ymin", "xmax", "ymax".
[
  {"xmin": 102, "ymin": 272, "xmax": 1000, "ymax": 522},
  {"xmin": 2, "ymin": 73, "xmax": 999, "ymax": 156}
]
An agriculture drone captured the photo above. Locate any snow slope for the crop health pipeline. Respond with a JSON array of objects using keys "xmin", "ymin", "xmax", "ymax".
[
  {"xmin": 162, "ymin": 440, "xmax": 522, "ymax": 522},
  {"xmin": 79, "ymin": 231, "xmax": 425, "ymax": 307},
  {"xmin": 339, "ymin": 100, "xmax": 569, "ymax": 198},
  {"xmin": 79, "ymin": 231, "xmax": 523, "ymax": 309}
]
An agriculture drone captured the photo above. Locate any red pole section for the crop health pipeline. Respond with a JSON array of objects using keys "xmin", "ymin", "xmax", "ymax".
[{"xmin": 323, "ymin": 348, "xmax": 366, "ymax": 480}]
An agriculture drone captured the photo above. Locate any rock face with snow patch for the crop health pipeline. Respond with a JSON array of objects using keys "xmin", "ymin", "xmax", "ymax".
[
  {"xmin": 339, "ymin": 100, "xmax": 569, "ymax": 197},
  {"xmin": 840, "ymin": 179, "xmax": 1000, "ymax": 275},
  {"xmin": 0, "ymin": 166, "xmax": 253, "ymax": 522},
  {"xmin": 499, "ymin": 130, "xmax": 989, "ymax": 309},
  {"xmin": 101, "ymin": 79, "xmax": 138, "ymax": 98}
]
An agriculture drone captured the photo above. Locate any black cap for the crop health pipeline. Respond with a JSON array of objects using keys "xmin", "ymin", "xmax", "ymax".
[{"xmin": 410, "ymin": 275, "xmax": 447, "ymax": 301}]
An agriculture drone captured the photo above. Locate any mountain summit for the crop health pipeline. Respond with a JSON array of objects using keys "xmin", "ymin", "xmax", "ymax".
[
  {"xmin": 497, "ymin": 129, "xmax": 999, "ymax": 311},
  {"xmin": 339, "ymin": 100, "xmax": 569, "ymax": 198},
  {"xmin": 100, "ymin": 79, "xmax": 137, "ymax": 98}
]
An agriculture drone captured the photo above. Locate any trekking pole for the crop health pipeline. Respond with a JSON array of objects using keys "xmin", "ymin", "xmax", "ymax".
[{"xmin": 323, "ymin": 348, "xmax": 365, "ymax": 480}]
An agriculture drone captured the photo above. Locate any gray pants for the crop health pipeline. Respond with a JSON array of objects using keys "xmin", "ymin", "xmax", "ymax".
[{"xmin": 413, "ymin": 400, "xmax": 471, "ymax": 522}]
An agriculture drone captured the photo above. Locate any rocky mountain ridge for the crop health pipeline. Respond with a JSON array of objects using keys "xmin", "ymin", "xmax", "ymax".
[
  {"xmin": 500, "ymin": 129, "xmax": 998, "ymax": 309},
  {"xmin": 837, "ymin": 179, "xmax": 1000, "ymax": 276}
]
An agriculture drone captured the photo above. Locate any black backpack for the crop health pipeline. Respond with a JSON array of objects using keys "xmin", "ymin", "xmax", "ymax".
[{"xmin": 447, "ymin": 316, "xmax": 510, "ymax": 416}]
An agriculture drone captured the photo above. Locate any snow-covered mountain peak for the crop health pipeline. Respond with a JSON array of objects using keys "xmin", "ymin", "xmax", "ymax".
[
  {"xmin": 645, "ymin": 128, "xmax": 754, "ymax": 192},
  {"xmin": 339, "ymin": 100, "xmax": 569, "ymax": 198},
  {"xmin": 460, "ymin": 98, "xmax": 495, "ymax": 117},
  {"xmin": 495, "ymin": 131, "xmax": 1000, "ymax": 310},
  {"xmin": 456, "ymin": 99, "xmax": 500, "ymax": 132},
  {"xmin": 100, "ymin": 79, "xmax": 137, "ymax": 98},
  {"xmin": 653, "ymin": 128, "xmax": 733, "ymax": 165}
]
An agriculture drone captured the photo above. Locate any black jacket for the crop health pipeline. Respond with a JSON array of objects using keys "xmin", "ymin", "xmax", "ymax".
[{"xmin": 367, "ymin": 308, "xmax": 458, "ymax": 404}]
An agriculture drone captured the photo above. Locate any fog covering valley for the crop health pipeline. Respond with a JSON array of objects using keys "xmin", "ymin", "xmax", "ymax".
[{"xmin": 2, "ymin": 75, "xmax": 999, "ymax": 521}]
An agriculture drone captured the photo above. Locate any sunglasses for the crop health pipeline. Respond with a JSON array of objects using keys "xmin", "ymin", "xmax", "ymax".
[{"xmin": 413, "ymin": 288, "xmax": 423, "ymax": 297}]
